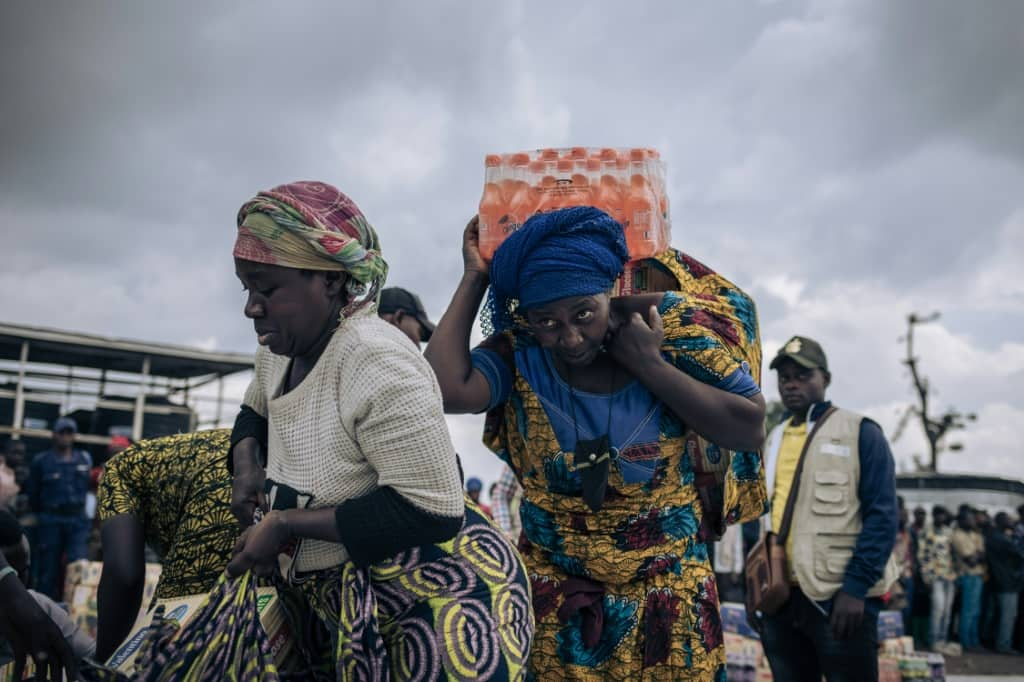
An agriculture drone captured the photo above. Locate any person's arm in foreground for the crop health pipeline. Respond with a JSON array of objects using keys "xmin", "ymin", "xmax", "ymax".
[
  {"xmin": 95, "ymin": 515, "xmax": 146, "ymax": 661},
  {"xmin": 423, "ymin": 217, "xmax": 498, "ymax": 415},
  {"xmin": 0, "ymin": 553, "xmax": 77, "ymax": 681},
  {"xmin": 229, "ymin": 374, "xmax": 271, "ymax": 528},
  {"xmin": 605, "ymin": 302, "xmax": 765, "ymax": 451}
]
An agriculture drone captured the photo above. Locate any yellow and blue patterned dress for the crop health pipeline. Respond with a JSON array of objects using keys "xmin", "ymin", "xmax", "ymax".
[
  {"xmin": 478, "ymin": 250, "xmax": 768, "ymax": 681},
  {"xmin": 97, "ymin": 429, "xmax": 237, "ymax": 600}
]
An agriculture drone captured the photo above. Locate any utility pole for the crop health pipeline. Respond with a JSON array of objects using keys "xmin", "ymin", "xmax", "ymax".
[{"xmin": 900, "ymin": 311, "xmax": 976, "ymax": 471}]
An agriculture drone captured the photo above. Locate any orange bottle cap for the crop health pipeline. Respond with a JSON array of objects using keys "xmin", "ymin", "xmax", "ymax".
[
  {"xmin": 556, "ymin": 159, "xmax": 574, "ymax": 172},
  {"xmin": 568, "ymin": 147, "xmax": 588, "ymax": 159},
  {"xmin": 600, "ymin": 148, "xmax": 618, "ymax": 161},
  {"xmin": 511, "ymin": 153, "xmax": 531, "ymax": 165},
  {"xmin": 485, "ymin": 154, "xmax": 502, "ymax": 167},
  {"xmin": 629, "ymin": 148, "xmax": 647, "ymax": 161},
  {"xmin": 540, "ymin": 148, "xmax": 560, "ymax": 160},
  {"xmin": 586, "ymin": 158, "xmax": 602, "ymax": 171}
]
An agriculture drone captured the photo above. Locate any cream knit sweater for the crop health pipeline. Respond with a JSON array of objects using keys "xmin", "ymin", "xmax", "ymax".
[{"xmin": 243, "ymin": 309, "xmax": 464, "ymax": 572}]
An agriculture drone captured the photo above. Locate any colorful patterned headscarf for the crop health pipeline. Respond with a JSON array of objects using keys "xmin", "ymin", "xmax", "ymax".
[
  {"xmin": 485, "ymin": 206, "xmax": 629, "ymax": 333},
  {"xmin": 234, "ymin": 181, "xmax": 388, "ymax": 317}
]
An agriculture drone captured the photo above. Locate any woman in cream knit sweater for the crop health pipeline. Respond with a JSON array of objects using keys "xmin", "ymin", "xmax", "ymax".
[{"xmin": 226, "ymin": 181, "xmax": 533, "ymax": 680}]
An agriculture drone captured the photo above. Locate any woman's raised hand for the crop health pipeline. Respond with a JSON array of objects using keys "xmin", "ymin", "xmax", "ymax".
[
  {"xmin": 606, "ymin": 304, "xmax": 665, "ymax": 372},
  {"xmin": 462, "ymin": 216, "xmax": 489, "ymax": 279}
]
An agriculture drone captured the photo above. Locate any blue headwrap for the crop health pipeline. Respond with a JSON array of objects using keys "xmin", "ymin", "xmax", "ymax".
[{"xmin": 485, "ymin": 206, "xmax": 629, "ymax": 333}]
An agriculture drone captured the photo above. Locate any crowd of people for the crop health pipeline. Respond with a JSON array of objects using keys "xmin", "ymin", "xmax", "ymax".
[
  {"xmin": 0, "ymin": 180, "xmax": 1019, "ymax": 681},
  {"xmin": 0, "ymin": 425, "xmax": 131, "ymax": 598},
  {"xmin": 897, "ymin": 500, "xmax": 1024, "ymax": 656}
]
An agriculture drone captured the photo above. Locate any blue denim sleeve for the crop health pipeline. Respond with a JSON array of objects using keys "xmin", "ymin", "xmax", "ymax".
[
  {"xmin": 842, "ymin": 419, "xmax": 898, "ymax": 599},
  {"xmin": 715, "ymin": 361, "xmax": 761, "ymax": 398},
  {"xmin": 470, "ymin": 347, "xmax": 512, "ymax": 412}
]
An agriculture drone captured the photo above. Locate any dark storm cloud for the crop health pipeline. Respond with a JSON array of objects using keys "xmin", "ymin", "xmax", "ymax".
[{"xmin": 2, "ymin": 0, "xmax": 1022, "ymax": 480}]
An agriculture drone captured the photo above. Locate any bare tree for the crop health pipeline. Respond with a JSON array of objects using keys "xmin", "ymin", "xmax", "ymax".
[{"xmin": 897, "ymin": 311, "xmax": 976, "ymax": 472}]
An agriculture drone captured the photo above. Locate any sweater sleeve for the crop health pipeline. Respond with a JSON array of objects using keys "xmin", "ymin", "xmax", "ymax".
[
  {"xmin": 342, "ymin": 336, "xmax": 464, "ymax": 524},
  {"xmin": 841, "ymin": 418, "xmax": 898, "ymax": 599},
  {"xmin": 227, "ymin": 405, "xmax": 268, "ymax": 474},
  {"xmin": 334, "ymin": 487, "xmax": 464, "ymax": 567}
]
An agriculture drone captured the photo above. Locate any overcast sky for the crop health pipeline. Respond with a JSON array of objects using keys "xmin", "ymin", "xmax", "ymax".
[{"xmin": 2, "ymin": 0, "xmax": 1022, "ymax": 489}]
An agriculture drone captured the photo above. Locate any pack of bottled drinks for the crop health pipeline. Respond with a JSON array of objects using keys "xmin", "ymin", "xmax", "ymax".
[{"xmin": 477, "ymin": 147, "xmax": 672, "ymax": 262}]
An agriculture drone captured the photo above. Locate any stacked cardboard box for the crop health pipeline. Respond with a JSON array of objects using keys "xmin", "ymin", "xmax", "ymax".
[
  {"xmin": 721, "ymin": 602, "xmax": 772, "ymax": 680},
  {"xmin": 720, "ymin": 601, "xmax": 760, "ymax": 639},
  {"xmin": 721, "ymin": 602, "xmax": 946, "ymax": 682},
  {"xmin": 61, "ymin": 560, "xmax": 162, "ymax": 640},
  {"xmin": 879, "ymin": 655, "xmax": 902, "ymax": 682},
  {"xmin": 878, "ymin": 610, "xmax": 905, "ymax": 640}
]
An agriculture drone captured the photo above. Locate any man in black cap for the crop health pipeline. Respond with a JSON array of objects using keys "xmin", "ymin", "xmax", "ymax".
[
  {"xmin": 757, "ymin": 335, "xmax": 899, "ymax": 682},
  {"xmin": 378, "ymin": 287, "xmax": 436, "ymax": 349}
]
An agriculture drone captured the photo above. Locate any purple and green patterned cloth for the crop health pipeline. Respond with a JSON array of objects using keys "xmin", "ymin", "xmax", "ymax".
[
  {"xmin": 233, "ymin": 181, "xmax": 388, "ymax": 318},
  {"xmin": 294, "ymin": 501, "xmax": 533, "ymax": 681}
]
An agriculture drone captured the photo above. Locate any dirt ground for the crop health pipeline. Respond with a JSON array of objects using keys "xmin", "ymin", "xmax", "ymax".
[{"xmin": 946, "ymin": 651, "xmax": 1024, "ymax": 676}]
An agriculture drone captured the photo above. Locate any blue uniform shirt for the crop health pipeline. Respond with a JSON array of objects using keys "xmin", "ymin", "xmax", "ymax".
[{"xmin": 27, "ymin": 448, "xmax": 93, "ymax": 514}]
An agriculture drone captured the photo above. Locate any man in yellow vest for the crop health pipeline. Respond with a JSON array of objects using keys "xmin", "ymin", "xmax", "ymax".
[{"xmin": 759, "ymin": 335, "xmax": 899, "ymax": 682}]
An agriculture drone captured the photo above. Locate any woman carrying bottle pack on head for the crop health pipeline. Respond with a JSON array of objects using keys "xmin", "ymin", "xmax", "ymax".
[{"xmin": 425, "ymin": 207, "xmax": 768, "ymax": 680}]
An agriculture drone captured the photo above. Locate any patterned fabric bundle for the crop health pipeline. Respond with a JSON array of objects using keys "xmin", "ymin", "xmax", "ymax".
[
  {"xmin": 292, "ymin": 502, "xmax": 534, "ymax": 681},
  {"xmin": 485, "ymin": 206, "xmax": 629, "ymax": 334},
  {"xmin": 79, "ymin": 573, "xmax": 280, "ymax": 681},
  {"xmin": 142, "ymin": 569, "xmax": 280, "ymax": 675},
  {"xmin": 137, "ymin": 571, "xmax": 280, "ymax": 681},
  {"xmin": 79, "ymin": 572, "xmax": 282, "ymax": 681},
  {"xmin": 234, "ymin": 181, "xmax": 388, "ymax": 319},
  {"xmin": 652, "ymin": 249, "xmax": 762, "ymax": 387}
]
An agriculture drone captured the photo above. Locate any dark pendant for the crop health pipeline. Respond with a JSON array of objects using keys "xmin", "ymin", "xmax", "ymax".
[{"xmin": 576, "ymin": 434, "xmax": 611, "ymax": 512}]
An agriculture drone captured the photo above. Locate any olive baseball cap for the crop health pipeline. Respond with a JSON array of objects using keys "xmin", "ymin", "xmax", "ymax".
[{"xmin": 769, "ymin": 335, "xmax": 828, "ymax": 371}]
